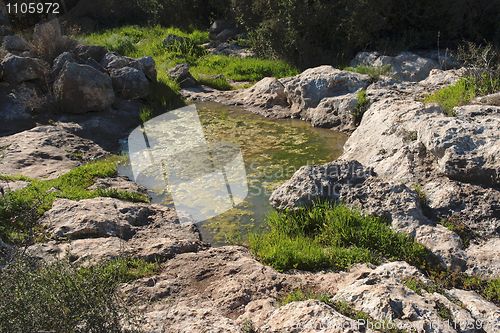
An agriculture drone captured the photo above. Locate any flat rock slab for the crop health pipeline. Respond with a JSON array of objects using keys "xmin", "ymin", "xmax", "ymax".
[
  {"xmin": 0, "ymin": 125, "xmax": 107, "ymax": 179},
  {"xmin": 28, "ymin": 197, "xmax": 207, "ymax": 265}
]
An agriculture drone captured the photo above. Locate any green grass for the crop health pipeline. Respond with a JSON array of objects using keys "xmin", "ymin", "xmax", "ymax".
[
  {"xmin": 344, "ymin": 65, "xmax": 392, "ymax": 80},
  {"xmin": 353, "ymin": 88, "xmax": 369, "ymax": 125},
  {"xmin": 82, "ymin": 25, "xmax": 298, "ymax": 92},
  {"xmin": 249, "ymin": 202, "xmax": 499, "ymax": 305},
  {"xmin": 249, "ymin": 202, "xmax": 438, "ymax": 273},
  {"xmin": 0, "ymin": 256, "xmax": 158, "ymax": 333},
  {"xmin": 0, "ymin": 156, "xmax": 149, "ymax": 244},
  {"xmin": 423, "ymin": 78, "xmax": 476, "ymax": 116}
]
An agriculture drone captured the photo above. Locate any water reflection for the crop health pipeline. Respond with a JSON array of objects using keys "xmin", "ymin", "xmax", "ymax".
[{"xmin": 127, "ymin": 105, "xmax": 248, "ymax": 224}]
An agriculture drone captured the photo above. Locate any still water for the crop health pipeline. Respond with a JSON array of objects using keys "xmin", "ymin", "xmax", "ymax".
[{"xmin": 119, "ymin": 102, "xmax": 346, "ymax": 245}]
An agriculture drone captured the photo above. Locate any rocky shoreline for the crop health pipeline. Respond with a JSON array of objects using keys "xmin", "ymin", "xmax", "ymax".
[{"xmin": 0, "ymin": 19, "xmax": 499, "ymax": 333}]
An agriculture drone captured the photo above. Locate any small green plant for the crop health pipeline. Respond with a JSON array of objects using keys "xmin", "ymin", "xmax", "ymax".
[
  {"xmin": 139, "ymin": 106, "xmax": 153, "ymax": 124},
  {"xmin": 249, "ymin": 202, "xmax": 439, "ymax": 274},
  {"xmin": 423, "ymin": 78, "xmax": 475, "ymax": 116},
  {"xmin": 195, "ymin": 75, "xmax": 233, "ymax": 91},
  {"xmin": 279, "ymin": 288, "xmax": 332, "ymax": 306},
  {"xmin": 403, "ymin": 277, "xmax": 442, "ymax": 295},
  {"xmin": 345, "ymin": 65, "xmax": 392, "ymax": 80},
  {"xmin": 0, "ymin": 256, "xmax": 157, "ymax": 333},
  {"xmin": 353, "ymin": 89, "xmax": 369, "ymax": 125},
  {"xmin": 435, "ymin": 301, "xmax": 453, "ymax": 321}
]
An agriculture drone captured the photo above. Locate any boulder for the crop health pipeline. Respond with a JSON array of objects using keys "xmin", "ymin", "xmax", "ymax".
[
  {"xmin": 136, "ymin": 56, "xmax": 156, "ymax": 81},
  {"xmin": 1, "ymin": 54, "xmax": 48, "ymax": 83},
  {"xmin": 465, "ymin": 238, "xmax": 500, "ymax": 279},
  {"xmin": 351, "ymin": 51, "xmax": 440, "ymax": 82},
  {"xmin": 100, "ymin": 52, "xmax": 156, "ymax": 81},
  {"xmin": 73, "ymin": 44, "xmax": 107, "ymax": 62},
  {"xmin": 110, "ymin": 66, "xmax": 149, "ymax": 99},
  {"xmin": 2, "ymin": 35, "xmax": 32, "ymax": 53},
  {"xmin": 209, "ymin": 20, "xmax": 233, "ymax": 39},
  {"xmin": 53, "ymin": 62, "xmax": 115, "ymax": 113},
  {"xmin": 51, "ymin": 51, "xmax": 75, "ymax": 78},
  {"xmin": 168, "ymin": 63, "xmax": 197, "ymax": 88},
  {"xmin": 303, "ymin": 92, "xmax": 359, "ymax": 131},
  {"xmin": 0, "ymin": 125, "xmax": 107, "ymax": 179},
  {"xmin": 29, "ymin": 197, "xmax": 207, "ymax": 265},
  {"xmin": 283, "ymin": 66, "xmax": 370, "ymax": 115},
  {"xmin": 259, "ymin": 300, "xmax": 364, "ymax": 333},
  {"xmin": 332, "ymin": 262, "xmax": 490, "ymax": 333},
  {"xmin": 0, "ymin": 83, "xmax": 40, "ymax": 134},
  {"xmin": 215, "ymin": 28, "xmax": 237, "ymax": 42},
  {"xmin": 234, "ymin": 77, "xmax": 288, "ymax": 109},
  {"xmin": 473, "ymin": 92, "xmax": 500, "ymax": 106}
]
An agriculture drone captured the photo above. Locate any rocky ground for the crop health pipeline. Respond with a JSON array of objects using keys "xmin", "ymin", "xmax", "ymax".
[{"xmin": 0, "ymin": 16, "xmax": 499, "ymax": 333}]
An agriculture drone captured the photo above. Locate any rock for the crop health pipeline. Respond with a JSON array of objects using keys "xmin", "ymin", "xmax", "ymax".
[
  {"xmin": 2, "ymin": 35, "xmax": 32, "ymax": 53},
  {"xmin": 53, "ymin": 62, "xmax": 115, "ymax": 113},
  {"xmin": 29, "ymin": 197, "xmax": 206, "ymax": 265},
  {"xmin": 215, "ymin": 28, "xmax": 236, "ymax": 42},
  {"xmin": 259, "ymin": 300, "xmax": 364, "ymax": 333},
  {"xmin": 0, "ymin": 125, "xmax": 107, "ymax": 179},
  {"xmin": 447, "ymin": 289, "xmax": 500, "ymax": 333},
  {"xmin": 73, "ymin": 44, "xmax": 107, "ymax": 62},
  {"xmin": 473, "ymin": 92, "xmax": 500, "ymax": 106},
  {"xmin": 1, "ymin": 54, "xmax": 48, "ymax": 83},
  {"xmin": 209, "ymin": 20, "xmax": 233, "ymax": 39},
  {"xmin": 168, "ymin": 63, "xmax": 197, "ymax": 88},
  {"xmin": 100, "ymin": 52, "xmax": 130, "ymax": 70},
  {"xmin": 465, "ymin": 238, "xmax": 500, "ymax": 279},
  {"xmin": 87, "ymin": 176, "xmax": 148, "ymax": 195},
  {"xmin": 110, "ymin": 66, "xmax": 149, "ymax": 100},
  {"xmin": 136, "ymin": 56, "xmax": 156, "ymax": 81},
  {"xmin": 232, "ymin": 77, "xmax": 289, "ymax": 117},
  {"xmin": 283, "ymin": 66, "xmax": 370, "ymax": 115},
  {"xmin": 333, "ymin": 262, "xmax": 489, "ymax": 333},
  {"xmin": 351, "ymin": 51, "xmax": 440, "ymax": 82},
  {"xmin": 418, "ymin": 106, "xmax": 500, "ymax": 187},
  {"xmin": 303, "ymin": 92, "xmax": 358, "ymax": 131},
  {"xmin": 0, "ymin": 83, "xmax": 40, "ymax": 134},
  {"xmin": 207, "ymin": 42, "xmax": 255, "ymax": 58},
  {"xmin": 120, "ymin": 246, "xmax": 302, "ymax": 332},
  {"xmin": 51, "ymin": 51, "xmax": 75, "ymax": 78}
]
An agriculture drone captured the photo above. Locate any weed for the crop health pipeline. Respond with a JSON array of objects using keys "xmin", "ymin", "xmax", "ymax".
[
  {"xmin": 435, "ymin": 301, "xmax": 453, "ymax": 321},
  {"xmin": 345, "ymin": 65, "xmax": 392, "ymax": 80},
  {"xmin": 0, "ymin": 256, "xmax": 157, "ymax": 333},
  {"xmin": 353, "ymin": 89, "xmax": 369, "ymax": 125},
  {"xmin": 249, "ymin": 203, "xmax": 439, "ymax": 274},
  {"xmin": 423, "ymin": 78, "xmax": 475, "ymax": 116}
]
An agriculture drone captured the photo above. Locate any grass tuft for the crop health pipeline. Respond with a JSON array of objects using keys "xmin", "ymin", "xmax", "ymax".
[
  {"xmin": 344, "ymin": 65, "xmax": 392, "ymax": 80},
  {"xmin": 423, "ymin": 78, "xmax": 476, "ymax": 116}
]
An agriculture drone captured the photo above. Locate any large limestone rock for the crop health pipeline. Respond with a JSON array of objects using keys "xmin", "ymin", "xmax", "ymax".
[
  {"xmin": 29, "ymin": 197, "xmax": 207, "ymax": 265},
  {"xmin": 2, "ymin": 35, "xmax": 32, "ymax": 53},
  {"xmin": 120, "ymin": 246, "xmax": 303, "ymax": 332},
  {"xmin": 1, "ymin": 54, "xmax": 48, "ymax": 83},
  {"xmin": 0, "ymin": 125, "xmax": 107, "ymax": 179},
  {"xmin": 0, "ymin": 83, "xmax": 40, "ymax": 134},
  {"xmin": 53, "ymin": 62, "xmax": 115, "ymax": 113},
  {"xmin": 259, "ymin": 300, "xmax": 365, "ymax": 333},
  {"xmin": 333, "ymin": 262, "xmax": 497, "ymax": 333},
  {"xmin": 110, "ymin": 66, "xmax": 150, "ymax": 99},
  {"xmin": 168, "ymin": 63, "xmax": 197, "ymax": 88},
  {"xmin": 465, "ymin": 238, "xmax": 500, "ymax": 278},
  {"xmin": 351, "ymin": 51, "xmax": 440, "ymax": 82},
  {"xmin": 283, "ymin": 66, "xmax": 370, "ymax": 115},
  {"xmin": 101, "ymin": 52, "xmax": 156, "ymax": 81},
  {"xmin": 303, "ymin": 92, "xmax": 359, "ymax": 131}
]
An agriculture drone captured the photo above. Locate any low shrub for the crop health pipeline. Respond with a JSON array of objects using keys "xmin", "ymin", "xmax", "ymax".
[
  {"xmin": 0, "ymin": 256, "xmax": 157, "ymax": 333},
  {"xmin": 353, "ymin": 89, "xmax": 369, "ymax": 125},
  {"xmin": 344, "ymin": 65, "xmax": 392, "ymax": 81},
  {"xmin": 423, "ymin": 78, "xmax": 476, "ymax": 116}
]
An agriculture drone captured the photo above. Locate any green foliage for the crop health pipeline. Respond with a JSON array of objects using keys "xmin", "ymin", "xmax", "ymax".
[
  {"xmin": 279, "ymin": 288, "xmax": 332, "ymax": 306},
  {"xmin": 403, "ymin": 277, "xmax": 442, "ymax": 295},
  {"xmin": 353, "ymin": 89, "xmax": 369, "ymax": 125},
  {"xmin": 249, "ymin": 203, "xmax": 439, "ymax": 273},
  {"xmin": 0, "ymin": 157, "xmax": 149, "ymax": 244},
  {"xmin": 345, "ymin": 65, "xmax": 392, "ymax": 80},
  {"xmin": 139, "ymin": 106, "xmax": 153, "ymax": 124},
  {"xmin": 435, "ymin": 301, "xmax": 453, "ymax": 320},
  {"xmin": 0, "ymin": 256, "xmax": 157, "ymax": 333},
  {"xmin": 83, "ymin": 26, "xmax": 298, "ymax": 93},
  {"xmin": 423, "ymin": 78, "xmax": 476, "ymax": 116}
]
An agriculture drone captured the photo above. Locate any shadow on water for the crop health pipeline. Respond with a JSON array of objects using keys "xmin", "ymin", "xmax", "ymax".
[{"xmin": 118, "ymin": 102, "xmax": 347, "ymax": 245}]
